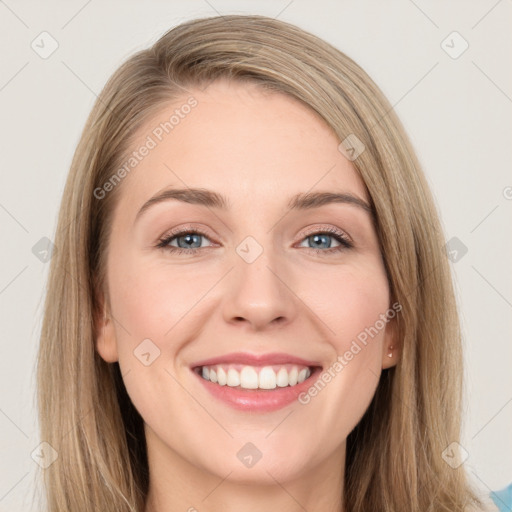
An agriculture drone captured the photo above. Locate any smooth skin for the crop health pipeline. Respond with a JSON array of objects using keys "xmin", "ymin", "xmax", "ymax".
[{"xmin": 96, "ymin": 78, "xmax": 399, "ymax": 512}]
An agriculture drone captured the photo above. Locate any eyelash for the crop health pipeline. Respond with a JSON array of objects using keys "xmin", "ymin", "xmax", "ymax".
[{"xmin": 156, "ymin": 225, "xmax": 353, "ymax": 257}]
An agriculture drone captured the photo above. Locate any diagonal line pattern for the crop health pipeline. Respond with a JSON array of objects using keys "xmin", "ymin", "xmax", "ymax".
[
  {"xmin": 164, "ymin": 368, "xmax": 233, "ymax": 438},
  {"xmin": 471, "ymin": 265, "xmax": 512, "ymax": 308},
  {"xmin": 0, "ymin": 408, "xmax": 29, "ymax": 439},
  {"xmin": 266, "ymin": 266, "xmax": 336, "ymax": 335},
  {"xmin": 470, "ymin": 470, "xmax": 510, "ymax": 510},
  {"xmin": 0, "ymin": 203, "xmax": 29, "ymax": 233},
  {"xmin": 55, "ymin": 261, "xmax": 131, "ymax": 337},
  {"xmin": 201, "ymin": 470, "xmax": 233, "ymax": 501},
  {"xmin": 370, "ymin": 62, "xmax": 439, "ymax": 130},
  {"xmin": 471, "ymin": 0, "xmax": 505, "ymax": 29},
  {"xmin": 471, "ymin": 396, "xmax": 512, "ymax": 440},
  {"xmin": 61, "ymin": 61, "xmax": 122, "ymax": 120},
  {"xmin": 0, "ymin": 62, "xmax": 29, "ymax": 92},
  {"xmin": 61, "ymin": 61, "xmax": 97, "ymax": 96},
  {"xmin": 472, "ymin": 61, "xmax": 512, "ymax": 104},
  {"xmin": 407, "ymin": 0, "xmax": 439, "ymax": 28},
  {"xmin": 201, "ymin": 0, "xmax": 228, "ymax": 20},
  {"xmin": 265, "ymin": 410, "xmax": 295, "ymax": 438},
  {"xmin": 470, "ymin": 205, "xmax": 499, "ymax": 233},
  {"xmin": 164, "ymin": 267, "xmax": 234, "ymax": 336},
  {"xmin": 0, "ymin": 472, "xmax": 29, "ymax": 502},
  {"xmin": 0, "ymin": 0, "xmax": 29, "ymax": 28},
  {"xmin": 265, "ymin": 469, "xmax": 310, "ymax": 511},
  {"xmin": 61, "ymin": 406, "xmax": 94, "ymax": 440},
  {"xmin": 0, "ymin": 266, "xmax": 28, "ymax": 296},
  {"xmin": 61, "ymin": 0, "xmax": 93, "ymax": 29},
  {"xmin": 367, "ymin": 367, "xmax": 446, "ymax": 448},
  {"xmin": 275, "ymin": 0, "xmax": 295, "ymax": 20}
]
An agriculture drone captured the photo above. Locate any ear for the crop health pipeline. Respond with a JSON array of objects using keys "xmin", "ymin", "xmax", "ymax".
[
  {"xmin": 93, "ymin": 286, "xmax": 118, "ymax": 363},
  {"xmin": 381, "ymin": 313, "xmax": 400, "ymax": 370}
]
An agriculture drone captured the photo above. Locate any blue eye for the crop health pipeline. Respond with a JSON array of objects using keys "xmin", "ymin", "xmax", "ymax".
[
  {"xmin": 298, "ymin": 230, "xmax": 352, "ymax": 252},
  {"xmin": 166, "ymin": 232, "xmax": 206, "ymax": 249},
  {"xmin": 157, "ymin": 229, "xmax": 213, "ymax": 254},
  {"xmin": 157, "ymin": 227, "xmax": 353, "ymax": 256}
]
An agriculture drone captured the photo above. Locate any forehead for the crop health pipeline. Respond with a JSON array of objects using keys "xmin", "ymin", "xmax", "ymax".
[{"xmin": 118, "ymin": 79, "xmax": 368, "ymax": 212}]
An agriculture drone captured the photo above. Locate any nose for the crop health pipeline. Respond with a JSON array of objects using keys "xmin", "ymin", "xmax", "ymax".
[{"xmin": 222, "ymin": 248, "xmax": 298, "ymax": 332}]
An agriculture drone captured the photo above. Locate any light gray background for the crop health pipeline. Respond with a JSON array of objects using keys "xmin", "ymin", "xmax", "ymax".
[{"xmin": 0, "ymin": 1, "xmax": 510, "ymax": 510}]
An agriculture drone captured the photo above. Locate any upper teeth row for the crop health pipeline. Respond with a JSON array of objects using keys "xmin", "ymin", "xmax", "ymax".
[{"xmin": 201, "ymin": 365, "xmax": 311, "ymax": 389}]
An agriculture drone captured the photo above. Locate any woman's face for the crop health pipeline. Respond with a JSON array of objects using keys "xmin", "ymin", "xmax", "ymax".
[{"xmin": 96, "ymin": 79, "xmax": 397, "ymax": 485}]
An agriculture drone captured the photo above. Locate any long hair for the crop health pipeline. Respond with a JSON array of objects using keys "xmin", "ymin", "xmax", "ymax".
[{"xmin": 36, "ymin": 14, "xmax": 485, "ymax": 511}]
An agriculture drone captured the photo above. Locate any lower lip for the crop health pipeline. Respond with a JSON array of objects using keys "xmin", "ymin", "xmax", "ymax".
[{"xmin": 192, "ymin": 367, "xmax": 322, "ymax": 412}]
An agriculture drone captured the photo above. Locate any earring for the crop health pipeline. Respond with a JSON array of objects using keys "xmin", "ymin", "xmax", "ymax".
[{"xmin": 387, "ymin": 345, "xmax": 394, "ymax": 358}]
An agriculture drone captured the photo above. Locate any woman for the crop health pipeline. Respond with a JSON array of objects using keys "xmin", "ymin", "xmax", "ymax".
[{"xmin": 36, "ymin": 14, "xmax": 496, "ymax": 511}]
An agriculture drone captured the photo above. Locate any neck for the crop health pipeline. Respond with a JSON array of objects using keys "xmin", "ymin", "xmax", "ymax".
[{"xmin": 143, "ymin": 429, "xmax": 346, "ymax": 512}]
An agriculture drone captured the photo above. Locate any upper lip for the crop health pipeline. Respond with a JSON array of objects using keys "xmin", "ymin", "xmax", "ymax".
[{"xmin": 191, "ymin": 352, "xmax": 322, "ymax": 369}]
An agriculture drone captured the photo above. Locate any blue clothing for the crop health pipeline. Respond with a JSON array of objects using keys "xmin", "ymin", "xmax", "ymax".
[{"xmin": 490, "ymin": 483, "xmax": 512, "ymax": 512}]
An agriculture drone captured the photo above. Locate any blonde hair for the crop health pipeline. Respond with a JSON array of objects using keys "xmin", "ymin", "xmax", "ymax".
[{"xmin": 36, "ymin": 14, "xmax": 485, "ymax": 511}]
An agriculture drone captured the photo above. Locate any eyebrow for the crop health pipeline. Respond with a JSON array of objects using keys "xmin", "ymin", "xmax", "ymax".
[{"xmin": 134, "ymin": 187, "xmax": 373, "ymax": 223}]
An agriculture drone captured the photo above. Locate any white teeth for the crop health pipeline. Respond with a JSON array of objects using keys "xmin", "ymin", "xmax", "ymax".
[
  {"xmin": 276, "ymin": 367, "xmax": 289, "ymax": 387},
  {"xmin": 199, "ymin": 364, "xmax": 314, "ymax": 389},
  {"xmin": 226, "ymin": 368, "xmax": 240, "ymax": 387},
  {"xmin": 217, "ymin": 367, "xmax": 227, "ymax": 386},
  {"xmin": 240, "ymin": 366, "xmax": 259, "ymax": 389},
  {"xmin": 258, "ymin": 366, "xmax": 277, "ymax": 389},
  {"xmin": 297, "ymin": 368, "xmax": 309, "ymax": 383},
  {"xmin": 288, "ymin": 367, "xmax": 298, "ymax": 386}
]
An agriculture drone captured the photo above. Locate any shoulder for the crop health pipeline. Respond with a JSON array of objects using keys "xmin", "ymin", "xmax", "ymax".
[
  {"xmin": 465, "ymin": 485, "xmax": 512, "ymax": 511},
  {"xmin": 487, "ymin": 483, "xmax": 512, "ymax": 512},
  {"xmin": 464, "ymin": 501, "xmax": 499, "ymax": 512}
]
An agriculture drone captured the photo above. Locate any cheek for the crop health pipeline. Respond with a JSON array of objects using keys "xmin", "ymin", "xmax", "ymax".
[
  {"xmin": 106, "ymin": 255, "xmax": 205, "ymax": 429},
  {"xmin": 300, "ymin": 259, "xmax": 390, "ymax": 351},
  {"xmin": 106, "ymin": 253, "xmax": 218, "ymax": 406},
  {"xmin": 294, "ymin": 261, "xmax": 390, "ymax": 429},
  {"xmin": 108, "ymin": 254, "xmax": 213, "ymax": 344}
]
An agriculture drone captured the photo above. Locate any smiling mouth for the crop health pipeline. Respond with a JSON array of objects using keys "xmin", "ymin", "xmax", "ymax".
[{"xmin": 193, "ymin": 363, "xmax": 320, "ymax": 390}]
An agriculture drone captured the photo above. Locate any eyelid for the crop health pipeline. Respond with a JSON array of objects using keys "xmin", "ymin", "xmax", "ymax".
[
  {"xmin": 158, "ymin": 224, "xmax": 351, "ymax": 245},
  {"xmin": 160, "ymin": 223, "xmax": 218, "ymax": 242},
  {"xmin": 298, "ymin": 224, "xmax": 353, "ymax": 245},
  {"xmin": 156, "ymin": 223, "xmax": 354, "ymax": 255}
]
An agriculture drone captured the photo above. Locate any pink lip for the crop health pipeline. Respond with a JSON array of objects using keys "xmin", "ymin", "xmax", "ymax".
[
  {"xmin": 191, "ymin": 351, "xmax": 322, "ymax": 369},
  {"xmin": 190, "ymin": 352, "xmax": 322, "ymax": 413}
]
